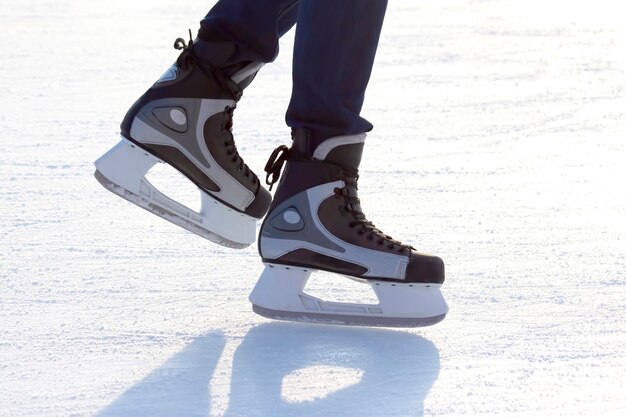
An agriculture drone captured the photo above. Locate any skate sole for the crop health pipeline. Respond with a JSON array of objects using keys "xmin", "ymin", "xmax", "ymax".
[
  {"xmin": 249, "ymin": 263, "xmax": 449, "ymax": 328},
  {"xmin": 94, "ymin": 169, "xmax": 246, "ymax": 249}
]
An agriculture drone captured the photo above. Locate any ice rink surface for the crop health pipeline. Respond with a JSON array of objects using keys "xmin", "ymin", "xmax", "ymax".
[{"xmin": 1, "ymin": 1, "xmax": 625, "ymax": 416}]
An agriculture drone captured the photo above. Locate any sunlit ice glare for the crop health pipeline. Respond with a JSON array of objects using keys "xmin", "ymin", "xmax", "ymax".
[{"xmin": 281, "ymin": 366, "xmax": 364, "ymax": 403}]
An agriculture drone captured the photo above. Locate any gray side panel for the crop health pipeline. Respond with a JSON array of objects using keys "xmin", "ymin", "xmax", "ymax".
[
  {"xmin": 261, "ymin": 187, "xmax": 345, "ymax": 255},
  {"xmin": 152, "ymin": 106, "xmax": 188, "ymax": 133},
  {"xmin": 130, "ymin": 97, "xmax": 254, "ymax": 210},
  {"xmin": 261, "ymin": 181, "xmax": 410, "ymax": 279},
  {"xmin": 313, "ymin": 133, "xmax": 367, "ymax": 160},
  {"xmin": 269, "ymin": 207, "xmax": 305, "ymax": 231}
]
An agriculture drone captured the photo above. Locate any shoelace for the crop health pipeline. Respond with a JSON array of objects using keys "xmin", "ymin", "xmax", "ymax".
[
  {"xmin": 264, "ymin": 144, "xmax": 413, "ymax": 252},
  {"xmin": 222, "ymin": 105, "xmax": 256, "ymax": 183},
  {"xmin": 264, "ymin": 145, "xmax": 290, "ymax": 191},
  {"xmin": 173, "ymin": 30, "xmax": 242, "ymax": 101},
  {"xmin": 173, "ymin": 31, "xmax": 255, "ymax": 184},
  {"xmin": 335, "ymin": 171, "xmax": 414, "ymax": 253}
]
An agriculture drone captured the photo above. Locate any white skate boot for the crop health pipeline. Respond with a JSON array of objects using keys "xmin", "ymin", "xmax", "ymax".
[
  {"xmin": 249, "ymin": 129, "xmax": 448, "ymax": 327},
  {"xmin": 94, "ymin": 32, "xmax": 270, "ymax": 248}
]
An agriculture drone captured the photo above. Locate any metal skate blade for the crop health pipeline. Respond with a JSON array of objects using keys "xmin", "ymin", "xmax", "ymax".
[
  {"xmin": 94, "ymin": 170, "xmax": 247, "ymax": 249},
  {"xmin": 252, "ymin": 304, "xmax": 447, "ymax": 328}
]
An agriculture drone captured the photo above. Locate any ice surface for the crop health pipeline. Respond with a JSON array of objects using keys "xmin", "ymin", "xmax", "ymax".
[{"xmin": 1, "ymin": 0, "xmax": 625, "ymax": 416}]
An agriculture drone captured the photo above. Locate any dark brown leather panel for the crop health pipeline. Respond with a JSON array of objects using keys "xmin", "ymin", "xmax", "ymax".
[
  {"xmin": 268, "ymin": 159, "xmax": 342, "ymax": 212},
  {"xmin": 271, "ymin": 249, "xmax": 368, "ymax": 277},
  {"xmin": 406, "ymin": 254, "xmax": 445, "ymax": 284},
  {"xmin": 243, "ymin": 185, "xmax": 272, "ymax": 218},
  {"xmin": 202, "ymin": 112, "xmax": 258, "ymax": 194},
  {"xmin": 317, "ymin": 195, "xmax": 405, "ymax": 253}
]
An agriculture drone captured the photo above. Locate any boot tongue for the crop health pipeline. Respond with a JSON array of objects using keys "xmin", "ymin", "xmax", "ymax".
[{"xmin": 291, "ymin": 128, "xmax": 365, "ymax": 173}]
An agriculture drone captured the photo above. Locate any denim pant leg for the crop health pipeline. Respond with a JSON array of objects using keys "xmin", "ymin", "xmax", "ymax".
[
  {"xmin": 201, "ymin": 0, "xmax": 388, "ymax": 150},
  {"xmin": 199, "ymin": 0, "xmax": 299, "ymax": 65},
  {"xmin": 286, "ymin": 0, "xmax": 388, "ymax": 148}
]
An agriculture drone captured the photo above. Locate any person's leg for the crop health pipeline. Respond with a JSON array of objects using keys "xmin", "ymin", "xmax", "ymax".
[
  {"xmin": 253, "ymin": 0, "xmax": 448, "ymax": 327},
  {"xmin": 286, "ymin": 0, "xmax": 388, "ymax": 153},
  {"xmin": 196, "ymin": 0, "xmax": 299, "ymax": 77}
]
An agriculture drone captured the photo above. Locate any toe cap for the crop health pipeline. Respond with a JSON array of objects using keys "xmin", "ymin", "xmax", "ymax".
[
  {"xmin": 244, "ymin": 183, "xmax": 272, "ymax": 219},
  {"xmin": 406, "ymin": 253, "xmax": 445, "ymax": 284}
]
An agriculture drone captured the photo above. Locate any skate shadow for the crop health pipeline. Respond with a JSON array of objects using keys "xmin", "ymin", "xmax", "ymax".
[
  {"xmin": 94, "ymin": 324, "xmax": 439, "ymax": 417},
  {"xmin": 224, "ymin": 323, "xmax": 440, "ymax": 417},
  {"xmin": 95, "ymin": 331, "xmax": 225, "ymax": 417}
]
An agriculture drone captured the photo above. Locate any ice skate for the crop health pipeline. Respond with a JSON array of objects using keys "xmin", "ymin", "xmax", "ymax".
[
  {"xmin": 94, "ymin": 32, "xmax": 270, "ymax": 248},
  {"xmin": 249, "ymin": 129, "xmax": 448, "ymax": 327}
]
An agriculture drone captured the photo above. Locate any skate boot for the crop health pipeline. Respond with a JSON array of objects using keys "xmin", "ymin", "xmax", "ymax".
[
  {"xmin": 94, "ymin": 31, "xmax": 270, "ymax": 248},
  {"xmin": 249, "ymin": 129, "xmax": 448, "ymax": 327}
]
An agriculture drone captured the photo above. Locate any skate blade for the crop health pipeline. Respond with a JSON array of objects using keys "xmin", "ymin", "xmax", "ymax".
[
  {"xmin": 93, "ymin": 138, "xmax": 256, "ymax": 249},
  {"xmin": 251, "ymin": 304, "xmax": 447, "ymax": 328},
  {"xmin": 94, "ymin": 170, "xmax": 245, "ymax": 248},
  {"xmin": 249, "ymin": 264, "xmax": 449, "ymax": 328}
]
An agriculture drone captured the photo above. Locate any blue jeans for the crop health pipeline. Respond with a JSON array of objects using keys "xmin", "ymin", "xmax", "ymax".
[{"xmin": 199, "ymin": 0, "xmax": 388, "ymax": 148}]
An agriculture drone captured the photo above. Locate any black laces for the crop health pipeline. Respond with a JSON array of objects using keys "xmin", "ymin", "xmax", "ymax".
[
  {"xmin": 173, "ymin": 31, "xmax": 253, "ymax": 183},
  {"xmin": 264, "ymin": 145, "xmax": 290, "ymax": 191},
  {"xmin": 173, "ymin": 30, "xmax": 242, "ymax": 101},
  {"xmin": 221, "ymin": 105, "xmax": 256, "ymax": 183},
  {"xmin": 335, "ymin": 171, "xmax": 414, "ymax": 252},
  {"xmin": 264, "ymin": 144, "xmax": 414, "ymax": 252}
]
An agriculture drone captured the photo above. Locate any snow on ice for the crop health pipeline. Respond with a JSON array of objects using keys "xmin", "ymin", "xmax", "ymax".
[{"xmin": 1, "ymin": 0, "xmax": 625, "ymax": 416}]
